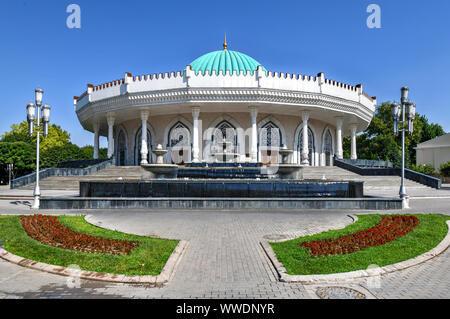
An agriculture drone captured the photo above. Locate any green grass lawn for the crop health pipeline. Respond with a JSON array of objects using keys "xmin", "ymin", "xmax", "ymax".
[
  {"xmin": 270, "ymin": 214, "xmax": 450, "ymax": 275},
  {"xmin": 0, "ymin": 215, "xmax": 179, "ymax": 276}
]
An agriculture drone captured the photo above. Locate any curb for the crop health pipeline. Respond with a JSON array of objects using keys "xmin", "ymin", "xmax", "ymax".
[
  {"xmin": 261, "ymin": 220, "xmax": 450, "ymax": 284},
  {"xmin": 0, "ymin": 240, "xmax": 188, "ymax": 285}
]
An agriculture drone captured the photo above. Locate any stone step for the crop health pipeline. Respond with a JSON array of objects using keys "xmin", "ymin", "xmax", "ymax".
[
  {"xmin": 19, "ymin": 165, "xmax": 428, "ymax": 191},
  {"xmin": 302, "ymin": 166, "xmax": 425, "ymax": 188}
]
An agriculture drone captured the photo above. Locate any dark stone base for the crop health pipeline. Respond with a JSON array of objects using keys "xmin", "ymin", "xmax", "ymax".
[
  {"xmin": 79, "ymin": 180, "xmax": 364, "ymax": 198},
  {"xmin": 40, "ymin": 197, "xmax": 402, "ymax": 210}
]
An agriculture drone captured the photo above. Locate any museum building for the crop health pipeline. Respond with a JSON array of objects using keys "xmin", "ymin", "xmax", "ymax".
[{"xmin": 74, "ymin": 40, "xmax": 376, "ymax": 167}]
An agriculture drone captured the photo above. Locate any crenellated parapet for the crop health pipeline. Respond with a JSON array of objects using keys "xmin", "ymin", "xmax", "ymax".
[{"xmin": 74, "ymin": 65, "xmax": 377, "ymax": 130}]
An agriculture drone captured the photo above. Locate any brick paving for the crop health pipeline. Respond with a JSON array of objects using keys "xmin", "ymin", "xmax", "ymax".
[{"xmin": 0, "ymin": 206, "xmax": 449, "ymax": 299}]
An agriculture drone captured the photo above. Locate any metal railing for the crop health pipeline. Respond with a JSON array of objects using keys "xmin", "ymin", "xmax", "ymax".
[
  {"xmin": 10, "ymin": 158, "xmax": 114, "ymax": 189},
  {"xmin": 334, "ymin": 158, "xmax": 441, "ymax": 189}
]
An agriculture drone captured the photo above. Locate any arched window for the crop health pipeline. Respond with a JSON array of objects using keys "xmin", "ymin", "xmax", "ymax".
[
  {"xmin": 297, "ymin": 128, "xmax": 315, "ymax": 165},
  {"xmin": 260, "ymin": 121, "xmax": 282, "ymax": 164},
  {"xmin": 168, "ymin": 121, "xmax": 191, "ymax": 165},
  {"xmin": 260, "ymin": 121, "xmax": 282, "ymax": 148},
  {"xmin": 116, "ymin": 130, "xmax": 127, "ymax": 166},
  {"xmin": 134, "ymin": 127, "xmax": 152, "ymax": 165},
  {"xmin": 212, "ymin": 120, "xmax": 236, "ymax": 145},
  {"xmin": 210, "ymin": 120, "xmax": 237, "ymax": 162},
  {"xmin": 323, "ymin": 129, "xmax": 333, "ymax": 166}
]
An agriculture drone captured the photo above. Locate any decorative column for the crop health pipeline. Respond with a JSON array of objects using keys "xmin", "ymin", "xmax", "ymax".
[
  {"xmin": 93, "ymin": 120, "xmax": 100, "ymax": 160},
  {"xmin": 106, "ymin": 113, "xmax": 115, "ymax": 159},
  {"xmin": 192, "ymin": 107, "xmax": 200, "ymax": 163},
  {"xmin": 249, "ymin": 107, "xmax": 258, "ymax": 163},
  {"xmin": 301, "ymin": 111, "xmax": 310, "ymax": 165},
  {"xmin": 140, "ymin": 110, "xmax": 149, "ymax": 165},
  {"xmin": 335, "ymin": 117, "xmax": 344, "ymax": 159},
  {"xmin": 350, "ymin": 124, "xmax": 358, "ymax": 160}
]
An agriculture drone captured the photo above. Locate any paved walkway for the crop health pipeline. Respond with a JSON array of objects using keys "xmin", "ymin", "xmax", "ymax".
[{"xmin": 0, "ymin": 204, "xmax": 450, "ymax": 299}]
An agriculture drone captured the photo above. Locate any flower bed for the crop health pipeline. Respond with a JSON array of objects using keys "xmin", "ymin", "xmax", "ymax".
[
  {"xmin": 20, "ymin": 215, "xmax": 139, "ymax": 255},
  {"xmin": 299, "ymin": 215, "xmax": 419, "ymax": 257}
]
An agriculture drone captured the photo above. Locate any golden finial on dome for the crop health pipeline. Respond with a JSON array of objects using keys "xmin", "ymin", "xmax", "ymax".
[{"xmin": 223, "ymin": 32, "xmax": 228, "ymax": 51}]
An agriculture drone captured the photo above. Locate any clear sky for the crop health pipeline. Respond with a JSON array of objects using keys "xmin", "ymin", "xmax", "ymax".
[{"xmin": 1, "ymin": 0, "xmax": 449, "ymax": 147}]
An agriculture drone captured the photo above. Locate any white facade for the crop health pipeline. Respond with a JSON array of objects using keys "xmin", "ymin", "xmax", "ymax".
[
  {"xmin": 416, "ymin": 133, "xmax": 450, "ymax": 170},
  {"xmin": 74, "ymin": 65, "xmax": 376, "ymax": 166}
]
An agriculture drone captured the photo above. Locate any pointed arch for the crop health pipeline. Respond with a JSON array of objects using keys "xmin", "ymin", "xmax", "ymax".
[
  {"xmin": 321, "ymin": 126, "xmax": 335, "ymax": 166},
  {"xmin": 134, "ymin": 126, "xmax": 152, "ymax": 165},
  {"xmin": 257, "ymin": 116, "xmax": 286, "ymax": 164},
  {"xmin": 168, "ymin": 121, "xmax": 191, "ymax": 164},
  {"xmin": 164, "ymin": 117, "xmax": 192, "ymax": 164},
  {"xmin": 204, "ymin": 115, "xmax": 245, "ymax": 162},
  {"xmin": 293, "ymin": 122, "xmax": 318, "ymax": 166},
  {"xmin": 115, "ymin": 127, "xmax": 128, "ymax": 166}
]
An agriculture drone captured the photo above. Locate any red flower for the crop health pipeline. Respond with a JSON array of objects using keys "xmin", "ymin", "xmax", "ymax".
[
  {"xmin": 20, "ymin": 215, "xmax": 139, "ymax": 255},
  {"xmin": 298, "ymin": 215, "xmax": 419, "ymax": 257}
]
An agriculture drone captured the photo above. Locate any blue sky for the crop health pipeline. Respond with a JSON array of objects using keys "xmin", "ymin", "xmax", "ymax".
[{"xmin": 1, "ymin": 0, "xmax": 449, "ymax": 147}]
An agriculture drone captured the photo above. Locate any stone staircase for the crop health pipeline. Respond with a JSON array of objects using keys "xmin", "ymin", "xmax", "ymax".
[
  {"xmin": 302, "ymin": 166, "xmax": 425, "ymax": 187},
  {"xmin": 19, "ymin": 165, "xmax": 429, "ymax": 197},
  {"xmin": 302, "ymin": 166, "xmax": 429, "ymax": 197}
]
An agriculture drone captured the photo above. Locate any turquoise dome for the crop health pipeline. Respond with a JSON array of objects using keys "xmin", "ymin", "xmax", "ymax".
[{"xmin": 189, "ymin": 50, "xmax": 266, "ymax": 75}]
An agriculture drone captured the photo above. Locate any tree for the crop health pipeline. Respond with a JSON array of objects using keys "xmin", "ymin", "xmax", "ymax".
[
  {"xmin": 1, "ymin": 121, "xmax": 71, "ymax": 153},
  {"xmin": 40, "ymin": 143, "xmax": 89, "ymax": 168},
  {"xmin": 353, "ymin": 102, "xmax": 445, "ymax": 168},
  {"xmin": 1, "ymin": 121, "xmax": 108, "ymax": 179},
  {"xmin": 79, "ymin": 146, "xmax": 108, "ymax": 160},
  {"xmin": 0, "ymin": 142, "xmax": 36, "ymax": 184}
]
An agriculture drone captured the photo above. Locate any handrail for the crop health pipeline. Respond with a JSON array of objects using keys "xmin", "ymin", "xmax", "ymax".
[
  {"xmin": 334, "ymin": 158, "xmax": 441, "ymax": 189},
  {"xmin": 10, "ymin": 158, "xmax": 114, "ymax": 189}
]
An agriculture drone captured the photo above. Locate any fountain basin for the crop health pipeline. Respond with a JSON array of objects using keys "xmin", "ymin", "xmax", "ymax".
[
  {"xmin": 79, "ymin": 179, "xmax": 364, "ymax": 198},
  {"xmin": 141, "ymin": 164, "xmax": 178, "ymax": 179},
  {"xmin": 264, "ymin": 164, "xmax": 304, "ymax": 180}
]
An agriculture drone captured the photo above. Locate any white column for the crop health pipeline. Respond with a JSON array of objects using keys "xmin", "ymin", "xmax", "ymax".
[
  {"xmin": 249, "ymin": 107, "xmax": 258, "ymax": 163},
  {"xmin": 301, "ymin": 111, "xmax": 310, "ymax": 165},
  {"xmin": 107, "ymin": 113, "xmax": 115, "ymax": 159},
  {"xmin": 350, "ymin": 124, "xmax": 358, "ymax": 160},
  {"xmin": 140, "ymin": 110, "xmax": 149, "ymax": 165},
  {"xmin": 336, "ymin": 117, "xmax": 343, "ymax": 159},
  {"xmin": 93, "ymin": 121, "xmax": 100, "ymax": 160},
  {"xmin": 192, "ymin": 107, "xmax": 200, "ymax": 163}
]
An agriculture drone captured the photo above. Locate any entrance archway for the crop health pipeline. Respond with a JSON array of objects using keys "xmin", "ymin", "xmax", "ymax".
[{"xmin": 134, "ymin": 127, "xmax": 152, "ymax": 165}]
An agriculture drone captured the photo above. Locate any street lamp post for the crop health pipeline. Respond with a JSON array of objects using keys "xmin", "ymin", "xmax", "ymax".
[
  {"xmin": 391, "ymin": 87, "xmax": 416, "ymax": 209},
  {"xmin": 27, "ymin": 88, "xmax": 51, "ymax": 209}
]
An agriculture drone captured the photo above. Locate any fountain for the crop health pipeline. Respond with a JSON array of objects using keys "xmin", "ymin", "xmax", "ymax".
[
  {"xmin": 264, "ymin": 145, "xmax": 304, "ymax": 179},
  {"xmin": 141, "ymin": 144, "xmax": 178, "ymax": 179},
  {"xmin": 211, "ymin": 140, "xmax": 240, "ymax": 163}
]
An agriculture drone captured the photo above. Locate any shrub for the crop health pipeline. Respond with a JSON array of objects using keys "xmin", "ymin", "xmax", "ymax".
[
  {"xmin": 440, "ymin": 161, "xmax": 450, "ymax": 177},
  {"xmin": 411, "ymin": 163, "xmax": 436, "ymax": 176}
]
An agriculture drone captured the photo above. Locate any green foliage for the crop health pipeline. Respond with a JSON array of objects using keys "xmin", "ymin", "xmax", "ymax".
[
  {"xmin": 411, "ymin": 164, "xmax": 436, "ymax": 176},
  {"xmin": 1, "ymin": 121, "xmax": 71, "ymax": 153},
  {"xmin": 0, "ymin": 121, "xmax": 107, "ymax": 179},
  {"xmin": 0, "ymin": 142, "xmax": 36, "ymax": 184},
  {"xmin": 40, "ymin": 143, "xmax": 89, "ymax": 168},
  {"xmin": 440, "ymin": 161, "xmax": 450, "ymax": 177},
  {"xmin": 356, "ymin": 102, "xmax": 445, "ymax": 168},
  {"xmin": 79, "ymin": 146, "xmax": 108, "ymax": 159}
]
